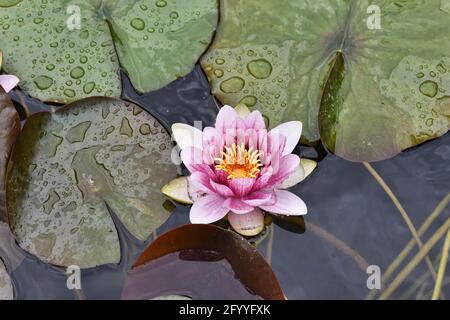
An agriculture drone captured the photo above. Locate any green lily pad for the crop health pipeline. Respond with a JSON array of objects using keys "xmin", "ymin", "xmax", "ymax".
[
  {"xmin": 6, "ymin": 97, "xmax": 177, "ymax": 268},
  {"xmin": 0, "ymin": 0, "xmax": 218, "ymax": 103},
  {"xmin": 0, "ymin": 259, "xmax": 13, "ymax": 300},
  {"xmin": 201, "ymin": 0, "xmax": 450, "ymax": 161}
]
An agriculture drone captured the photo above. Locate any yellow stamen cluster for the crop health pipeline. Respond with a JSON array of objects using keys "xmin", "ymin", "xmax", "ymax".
[{"xmin": 215, "ymin": 143, "xmax": 263, "ymax": 179}]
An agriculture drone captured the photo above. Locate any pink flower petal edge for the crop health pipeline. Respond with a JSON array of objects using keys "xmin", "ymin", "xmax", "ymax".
[
  {"xmin": 190, "ymin": 194, "xmax": 230, "ymax": 224},
  {"xmin": 0, "ymin": 75, "xmax": 19, "ymax": 93}
]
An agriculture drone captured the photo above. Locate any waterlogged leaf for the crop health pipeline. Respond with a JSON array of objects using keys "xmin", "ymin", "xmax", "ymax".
[
  {"xmin": 0, "ymin": 0, "xmax": 218, "ymax": 103},
  {"xmin": 201, "ymin": 0, "xmax": 450, "ymax": 161},
  {"xmin": 0, "ymin": 259, "xmax": 13, "ymax": 300},
  {"xmin": 124, "ymin": 224, "xmax": 285, "ymax": 300},
  {"xmin": 0, "ymin": 88, "xmax": 20, "ymax": 222},
  {"xmin": 6, "ymin": 97, "xmax": 177, "ymax": 267}
]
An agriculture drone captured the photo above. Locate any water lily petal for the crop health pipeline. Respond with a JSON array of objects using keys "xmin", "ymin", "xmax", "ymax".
[
  {"xmin": 277, "ymin": 159, "xmax": 317, "ymax": 189},
  {"xmin": 228, "ymin": 209, "xmax": 264, "ymax": 236},
  {"xmin": 301, "ymin": 158, "xmax": 318, "ymax": 179},
  {"xmin": 161, "ymin": 177, "xmax": 193, "ymax": 205},
  {"xmin": 172, "ymin": 123, "xmax": 203, "ymax": 151},
  {"xmin": 216, "ymin": 105, "xmax": 238, "ymax": 133},
  {"xmin": 210, "ymin": 179, "xmax": 234, "ymax": 197},
  {"xmin": 245, "ymin": 110, "xmax": 265, "ymax": 130},
  {"xmin": 181, "ymin": 147, "xmax": 214, "ymax": 175},
  {"xmin": 265, "ymin": 133, "xmax": 286, "ymax": 170},
  {"xmin": 228, "ymin": 178, "xmax": 254, "ymax": 197},
  {"xmin": 214, "ymin": 169, "xmax": 229, "ymax": 185},
  {"xmin": 187, "ymin": 179, "xmax": 207, "ymax": 202},
  {"xmin": 270, "ymin": 121, "xmax": 302, "ymax": 156},
  {"xmin": 256, "ymin": 129, "xmax": 268, "ymax": 156},
  {"xmin": 226, "ymin": 198, "xmax": 254, "ymax": 214},
  {"xmin": 189, "ymin": 171, "xmax": 214, "ymax": 194},
  {"xmin": 243, "ymin": 190, "xmax": 274, "ymax": 206},
  {"xmin": 246, "ymin": 128, "xmax": 259, "ymax": 151},
  {"xmin": 0, "ymin": 75, "xmax": 19, "ymax": 93},
  {"xmin": 190, "ymin": 194, "xmax": 230, "ymax": 224},
  {"xmin": 269, "ymin": 154, "xmax": 301, "ymax": 186},
  {"xmin": 251, "ymin": 166, "xmax": 273, "ymax": 192},
  {"xmin": 235, "ymin": 117, "xmax": 247, "ymax": 131},
  {"xmin": 259, "ymin": 190, "xmax": 307, "ymax": 215},
  {"xmin": 202, "ymin": 126, "xmax": 223, "ymax": 163}
]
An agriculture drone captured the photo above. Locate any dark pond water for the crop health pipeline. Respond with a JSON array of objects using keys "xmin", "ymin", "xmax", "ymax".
[{"xmin": 1, "ymin": 65, "xmax": 449, "ymax": 300}]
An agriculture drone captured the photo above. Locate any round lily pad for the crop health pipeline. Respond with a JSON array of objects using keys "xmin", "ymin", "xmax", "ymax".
[
  {"xmin": 201, "ymin": 0, "xmax": 450, "ymax": 161},
  {"xmin": 6, "ymin": 97, "xmax": 177, "ymax": 268},
  {"xmin": 0, "ymin": 259, "xmax": 13, "ymax": 300},
  {"xmin": 0, "ymin": 0, "xmax": 218, "ymax": 103}
]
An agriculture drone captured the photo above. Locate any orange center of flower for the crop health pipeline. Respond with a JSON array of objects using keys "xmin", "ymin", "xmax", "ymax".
[{"xmin": 215, "ymin": 143, "xmax": 263, "ymax": 179}]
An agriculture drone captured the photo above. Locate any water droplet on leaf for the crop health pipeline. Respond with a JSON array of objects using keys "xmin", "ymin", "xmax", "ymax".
[
  {"xmin": 247, "ymin": 59, "xmax": 272, "ymax": 79},
  {"xmin": 419, "ymin": 80, "xmax": 438, "ymax": 98},
  {"xmin": 70, "ymin": 66, "xmax": 85, "ymax": 79},
  {"xmin": 131, "ymin": 18, "xmax": 145, "ymax": 30},
  {"xmin": 34, "ymin": 75, "xmax": 53, "ymax": 90},
  {"xmin": 220, "ymin": 76, "xmax": 245, "ymax": 93}
]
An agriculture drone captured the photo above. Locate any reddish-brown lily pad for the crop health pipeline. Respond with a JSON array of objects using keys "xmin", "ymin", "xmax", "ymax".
[
  {"xmin": 0, "ymin": 88, "xmax": 20, "ymax": 223},
  {"xmin": 123, "ymin": 224, "xmax": 285, "ymax": 300}
]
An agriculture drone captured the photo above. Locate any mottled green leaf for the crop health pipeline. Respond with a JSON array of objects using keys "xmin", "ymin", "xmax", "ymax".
[
  {"xmin": 6, "ymin": 98, "xmax": 177, "ymax": 267},
  {"xmin": 201, "ymin": 0, "xmax": 450, "ymax": 161},
  {"xmin": 0, "ymin": 0, "xmax": 218, "ymax": 103}
]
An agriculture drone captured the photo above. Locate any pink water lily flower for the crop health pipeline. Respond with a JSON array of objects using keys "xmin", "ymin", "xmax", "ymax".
[{"xmin": 163, "ymin": 104, "xmax": 316, "ymax": 236}]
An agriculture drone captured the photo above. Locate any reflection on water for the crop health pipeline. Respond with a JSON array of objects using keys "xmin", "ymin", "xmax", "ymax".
[
  {"xmin": 2, "ymin": 65, "xmax": 449, "ymax": 299},
  {"xmin": 122, "ymin": 250, "xmax": 261, "ymax": 300}
]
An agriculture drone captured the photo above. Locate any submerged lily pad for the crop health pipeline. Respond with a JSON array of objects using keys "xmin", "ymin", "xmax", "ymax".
[
  {"xmin": 0, "ymin": 259, "xmax": 13, "ymax": 300},
  {"xmin": 201, "ymin": 0, "xmax": 450, "ymax": 161},
  {"xmin": 6, "ymin": 97, "xmax": 177, "ymax": 268},
  {"xmin": 0, "ymin": 0, "xmax": 218, "ymax": 103}
]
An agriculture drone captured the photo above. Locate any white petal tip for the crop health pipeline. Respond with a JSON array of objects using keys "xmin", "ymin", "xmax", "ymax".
[
  {"xmin": 228, "ymin": 209, "xmax": 265, "ymax": 237},
  {"xmin": 276, "ymin": 157, "xmax": 317, "ymax": 189},
  {"xmin": 234, "ymin": 103, "xmax": 251, "ymax": 117},
  {"xmin": 161, "ymin": 177, "xmax": 193, "ymax": 205},
  {"xmin": 301, "ymin": 158, "xmax": 317, "ymax": 179},
  {"xmin": 171, "ymin": 123, "xmax": 203, "ymax": 150},
  {"xmin": 292, "ymin": 121, "xmax": 303, "ymax": 136}
]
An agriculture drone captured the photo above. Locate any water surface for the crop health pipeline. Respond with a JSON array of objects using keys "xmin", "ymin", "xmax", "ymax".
[{"xmin": 1, "ymin": 65, "xmax": 449, "ymax": 300}]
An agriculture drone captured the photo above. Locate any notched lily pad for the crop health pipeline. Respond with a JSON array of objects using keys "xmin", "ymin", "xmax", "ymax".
[
  {"xmin": 0, "ymin": 0, "xmax": 218, "ymax": 102},
  {"xmin": 0, "ymin": 259, "xmax": 13, "ymax": 300},
  {"xmin": 6, "ymin": 97, "xmax": 177, "ymax": 268},
  {"xmin": 201, "ymin": 0, "xmax": 450, "ymax": 161}
]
